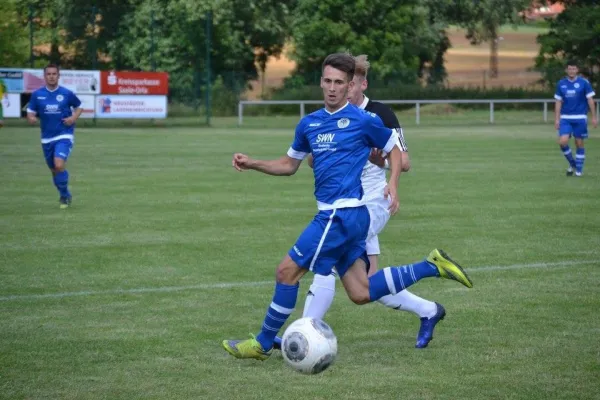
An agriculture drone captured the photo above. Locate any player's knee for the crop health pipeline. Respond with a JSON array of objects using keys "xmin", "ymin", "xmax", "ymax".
[
  {"xmin": 347, "ymin": 288, "xmax": 370, "ymax": 305},
  {"xmin": 54, "ymin": 159, "xmax": 65, "ymax": 171},
  {"xmin": 275, "ymin": 258, "xmax": 304, "ymax": 285}
]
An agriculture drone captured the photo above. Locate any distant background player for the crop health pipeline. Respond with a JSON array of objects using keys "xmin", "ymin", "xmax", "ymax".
[
  {"xmin": 27, "ymin": 64, "xmax": 82, "ymax": 208},
  {"xmin": 554, "ymin": 60, "xmax": 597, "ymax": 177},
  {"xmin": 278, "ymin": 55, "xmax": 446, "ymax": 349}
]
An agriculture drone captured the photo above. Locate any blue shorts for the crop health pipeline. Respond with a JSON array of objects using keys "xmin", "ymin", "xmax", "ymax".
[
  {"xmin": 288, "ymin": 206, "xmax": 371, "ymax": 277},
  {"xmin": 41, "ymin": 139, "xmax": 73, "ymax": 169},
  {"xmin": 558, "ymin": 119, "xmax": 588, "ymax": 139}
]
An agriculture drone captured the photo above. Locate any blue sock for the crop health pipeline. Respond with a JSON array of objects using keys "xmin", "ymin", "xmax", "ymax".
[
  {"xmin": 256, "ymin": 282, "xmax": 299, "ymax": 351},
  {"xmin": 368, "ymin": 260, "xmax": 439, "ymax": 302},
  {"xmin": 575, "ymin": 148, "xmax": 585, "ymax": 173},
  {"xmin": 53, "ymin": 170, "xmax": 71, "ymax": 198},
  {"xmin": 560, "ymin": 145, "xmax": 576, "ymax": 169}
]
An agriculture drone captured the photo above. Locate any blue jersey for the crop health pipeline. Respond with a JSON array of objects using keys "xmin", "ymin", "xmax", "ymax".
[
  {"xmin": 554, "ymin": 77, "xmax": 595, "ymax": 120},
  {"xmin": 27, "ymin": 86, "xmax": 82, "ymax": 143},
  {"xmin": 287, "ymin": 102, "xmax": 395, "ymax": 210}
]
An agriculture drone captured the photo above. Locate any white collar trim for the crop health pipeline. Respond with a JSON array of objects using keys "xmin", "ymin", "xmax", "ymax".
[
  {"xmin": 324, "ymin": 101, "xmax": 350, "ymax": 115},
  {"xmin": 359, "ymin": 95, "xmax": 369, "ymax": 110}
]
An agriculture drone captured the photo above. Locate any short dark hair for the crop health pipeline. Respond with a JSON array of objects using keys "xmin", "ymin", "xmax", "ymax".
[
  {"xmin": 44, "ymin": 64, "xmax": 60, "ymax": 73},
  {"xmin": 322, "ymin": 53, "xmax": 355, "ymax": 81},
  {"xmin": 566, "ymin": 60, "xmax": 578, "ymax": 68}
]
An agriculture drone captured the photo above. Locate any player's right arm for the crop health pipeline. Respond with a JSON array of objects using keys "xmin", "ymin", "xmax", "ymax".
[
  {"xmin": 232, "ymin": 153, "xmax": 302, "ymax": 176},
  {"xmin": 554, "ymin": 81, "xmax": 563, "ymax": 130},
  {"xmin": 232, "ymin": 120, "xmax": 309, "ymax": 176},
  {"xmin": 26, "ymin": 93, "xmax": 38, "ymax": 125}
]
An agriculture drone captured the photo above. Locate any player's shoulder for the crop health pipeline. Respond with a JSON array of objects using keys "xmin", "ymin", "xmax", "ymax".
[
  {"xmin": 31, "ymin": 87, "xmax": 46, "ymax": 96},
  {"xmin": 58, "ymin": 85, "xmax": 75, "ymax": 95},
  {"xmin": 365, "ymin": 100, "xmax": 393, "ymax": 114},
  {"xmin": 577, "ymin": 76, "xmax": 592, "ymax": 86},
  {"xmin": 298, "ymin": 109, "xmax": 324, "ymax": 130}
]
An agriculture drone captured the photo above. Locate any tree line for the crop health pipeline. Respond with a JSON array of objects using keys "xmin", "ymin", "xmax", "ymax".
[{"xmin": 0, "ymin": 0, "xmax": 598, "ymax": 97}]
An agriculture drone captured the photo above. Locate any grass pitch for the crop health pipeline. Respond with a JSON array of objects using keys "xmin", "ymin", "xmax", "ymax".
[{"xmin": 1, "ymin": 117, "xmax": 599, "ymax": 400}]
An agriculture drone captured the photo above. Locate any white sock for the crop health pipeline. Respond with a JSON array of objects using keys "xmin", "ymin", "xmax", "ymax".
[
  {"xmin": 302, "ymin": 273, "xmax": 336, "ymax": 320},
  {"xmin": 377, "ymin": 290, "xmax": 438, "ymax": 318}
]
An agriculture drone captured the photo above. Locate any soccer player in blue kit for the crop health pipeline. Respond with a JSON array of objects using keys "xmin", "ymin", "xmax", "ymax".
[
  {"xmin": 554, "ymin": 60, "xmax": 597, "ymax": 177},
  {"xmin": 27, "ymin": 65, "xmax": 82, "ymax": 208},
  {"xmin": 222, "ymin": 53, "xmax": 473, "ymax": 361}
]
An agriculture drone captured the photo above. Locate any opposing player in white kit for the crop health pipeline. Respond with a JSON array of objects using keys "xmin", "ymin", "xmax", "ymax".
[{"xmin": 274, "ymin": 55, "xmax": 446, "ymax": 349}]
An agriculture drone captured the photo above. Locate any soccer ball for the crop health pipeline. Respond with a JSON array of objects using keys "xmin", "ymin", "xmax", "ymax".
[{"xmin": 281, "ymin": 317, "xmax": 337, "ymax": 375}]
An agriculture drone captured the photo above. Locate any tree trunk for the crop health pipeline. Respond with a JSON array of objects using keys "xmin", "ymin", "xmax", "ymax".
[{"xmin": 489, "ymin": 28, "xmax": 499, "ymax": 79}]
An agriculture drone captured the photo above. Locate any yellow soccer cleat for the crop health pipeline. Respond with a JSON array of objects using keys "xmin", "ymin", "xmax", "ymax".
[
  {"xmin": 222, "ymin": 335, "xmax": 272, "ymax": 361},
  {"xmin": 427, "ymin": 249, "xmax": 473, "ymax": 288}
]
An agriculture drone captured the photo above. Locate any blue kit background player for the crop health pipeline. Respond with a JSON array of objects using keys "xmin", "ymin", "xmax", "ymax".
[
  {"xmin": 554, "ymin": 60, "xmax": 597, "ymax": 177},
  {"xmin": 27, "ymin": 64, "xmax": 83, "ymax": 208},
  {"xmin": 222, "ymin": 53, "xmax": 473, "ymax": 361}
]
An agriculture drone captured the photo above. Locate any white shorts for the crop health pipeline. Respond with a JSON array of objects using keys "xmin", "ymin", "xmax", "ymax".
[{"xmin": 365, "ymin": 196, "xmax": 391, "ymax": 256}]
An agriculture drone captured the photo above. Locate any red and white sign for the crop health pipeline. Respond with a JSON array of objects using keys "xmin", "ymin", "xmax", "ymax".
[
  {"xmin": 100, "ymin": 71, "xmax": 168, "ymax": 95},
  {"xmin": 95, "ymin": 95, "xmax": 167, "ymax": 119}
]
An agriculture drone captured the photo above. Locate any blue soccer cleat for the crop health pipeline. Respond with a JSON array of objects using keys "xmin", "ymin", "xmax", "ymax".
[{"xmin": 415, "ymin": 302, "xmax": 446, "ymax": 349}]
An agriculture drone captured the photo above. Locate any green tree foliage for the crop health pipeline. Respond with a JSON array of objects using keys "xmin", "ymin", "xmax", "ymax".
[
  {"xmin": 0, "ymin": 0, "xmax": 30, "ymax": 67},
  {"xmin": 289, "ymin": 0, "xmax": 448, "ymax": 86},
  {"xmin": 534, "ymin": 2, "xmax": 600, "ymax": 87}
]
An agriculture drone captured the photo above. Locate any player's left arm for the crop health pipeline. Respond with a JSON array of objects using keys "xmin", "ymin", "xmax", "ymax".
[
  {"xmin": 63, "ymin": 92, "xmax": 83, "ymax": 126},
  {"xmin": 585, "ymin": 81, "xmax": 597, "ymax": 128}
]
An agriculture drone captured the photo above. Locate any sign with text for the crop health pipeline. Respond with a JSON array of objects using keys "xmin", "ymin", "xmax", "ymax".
[
  {"xmin": 0, "ymin": 69, "xmax": 24, "ymax": 92},
  {"xmin": 95, "ymin": 95, "xmax": 167, "ymax": 119},
  {"xmin": 23, "ymin": 69, "xmax": 100, "ymax": 94},
  {"xmin": 100, "ymin": 71, "xmax": 169, "ymax": 95}
]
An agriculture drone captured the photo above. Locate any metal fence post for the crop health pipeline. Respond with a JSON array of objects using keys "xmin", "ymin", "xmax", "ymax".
[
  {"xmin": 490, "ymin": 101, "xmax": 494, "ymax": 124},
  {"xmin": 543, "ymin": 101, "xmax": 548, "ymax": 123},
  {"xmin": 300, "ymin": 102, "xmax": 305, "ymax": 119},
  {"xmin": 238, "ymin": 102, "xmax": 243, "ymax": 126},
  {"xmin": 416, "ymin": 102, "xmax": 420, "ymax": 125}
]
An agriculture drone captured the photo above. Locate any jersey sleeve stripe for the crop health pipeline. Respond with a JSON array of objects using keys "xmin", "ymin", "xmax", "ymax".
[
  {"xmin": 395, "ymin": 128, "xmax": 408, "ymax": 152},
  {"xmin": 586, "ymin": 91, "xmax": 595, "ymax": 98},
  {"xmin": 287, "ymin": 147, "xmax": 308, "ymax": 160},
  {"xmin": 554, "ymin": 94, "xmax": 562, "ymax": 101}
]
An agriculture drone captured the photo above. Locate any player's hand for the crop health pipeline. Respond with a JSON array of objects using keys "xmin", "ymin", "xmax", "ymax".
[
  {"xmin": 27, "ymin": 115, "xmax": 37, "ymax": 125},
  {"xmin": 368, "ymin": 149, "xmax": 386, "ymax": 168},
  {"xmin": 232, "ymin": 153, "xmax": 252, "ymax": 171},
  {"xmin": 384, "ymin": 183, "xmax": 399, "ymax": 215},
  {"xmin": 554, "ymin": 119, "xmax": 560, "ymax": 130},
  {"xmin": 592, "ymin": 117, "xmax": 598, "ymax": 128},
  {"xmin": 62, "ymin": 116, "xmax": 76, "ymax": 126}
]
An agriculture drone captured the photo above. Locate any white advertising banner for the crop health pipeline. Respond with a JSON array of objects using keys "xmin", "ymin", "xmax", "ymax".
[
  {"xmin": 77, "ymin": 95, "xmax": 96, "ymax": 119},
  {"xmin": 59, "ymin": 70, "xmax": 100, "ymax": 94},
  {"xmin": 23, "ymin": 69, "xmax": 100, "ymax": 94},
  {"xmin": 95, "ymin": 95, "xmax": 167, "ymax": 119},
  {"xmin": 1, "ymin": 93, "xmax": 22, "ymax": 118}
]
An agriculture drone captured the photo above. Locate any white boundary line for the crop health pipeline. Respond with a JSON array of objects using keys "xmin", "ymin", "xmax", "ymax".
[{"xmin": 0, "ymin": 259, "xmax": 596, "ymax": 302}]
